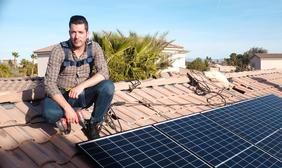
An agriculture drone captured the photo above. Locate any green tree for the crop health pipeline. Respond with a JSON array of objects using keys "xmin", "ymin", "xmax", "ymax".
[
  {"xmin": 93, "ymin": 30, "xmax": 173, "ymax": 81},
  {"xmin": 235, "ymin": 54, "xmax": 244, "ymax": 72},
  {"xmin": 225, "ymin": 47, "xmax": 268, "ymax": 71},
  {"xmin": 205, "ymin": 56, "xmax": 212, "ymax": 67},
  {"xmin": 158, "ymin": 54, "xmax": 173, "ymax": 70},
  {"xmin": 31, "ymin": 53, "xmax": 38, "ymax": 76},
  {"xmin": 19, "ymin": 59, "xmax": 33, "ymax": 76},
  {"xmin": 0, "ymin": 64, "xmax": 13, "ymax": 77},
  {"xmin": 243, "ymin": 47, "xmax": 267, "ymax": 70},
  {"xmin": 12, "ymin": 52, "xmax": 19, "ymax": 68},
  {"xmin": 244, "ymin": 47, "xmax": 267, "ymax": 58},
  {"xmin": 230, "ymin": 53, "xmax": 238, "ymax": 66},
  {"xmin": 186, "ymin": 57, "xmax": 208, "ymax": 71}
]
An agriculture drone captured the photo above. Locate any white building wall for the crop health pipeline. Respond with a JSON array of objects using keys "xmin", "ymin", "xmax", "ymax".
[
  {"xmin": 37, "ymin": 54, "xmax": 49, "ymax": 77},
  {"xmin": 171, "ymin": 54, "xmax": 186, "ymax": 69},
  {"xmin": 250, "ymin": 56, "xmax": 261, "ymax": 70},
  {"xmin": 161, "ymin": 48, "xmax": 187, "ymax": 72},
  {"xmin": 261, "ymin": 58, "xmax": 282, "ymax": 70},
  {"xmin": 161, "ymin": 54, "xmax": 187, "ymax": 72}
]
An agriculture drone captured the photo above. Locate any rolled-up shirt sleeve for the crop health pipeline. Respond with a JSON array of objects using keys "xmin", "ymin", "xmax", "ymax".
[
  {"xmin": 44, "ymin": 45, "xmax": 64, "ymax": 96},
  {"xmin": 93, "ymin": 42, "xmax": 109, "ymax": 79}
]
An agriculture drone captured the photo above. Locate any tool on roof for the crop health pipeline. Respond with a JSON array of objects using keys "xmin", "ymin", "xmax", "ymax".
[
  {"xmin": 56, "ymin": 118, "xmax": 71, "ymax": 134},
  {"xmin": 56, "ymin": 109, "xmax": 87, "ymax": 135}
]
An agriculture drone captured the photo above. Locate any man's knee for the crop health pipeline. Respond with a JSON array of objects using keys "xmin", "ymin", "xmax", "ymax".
[
  {"xmin": 97, "ymin": 80, "xmax": 115, "ymax": 96},
  {"xmin": 42, "ymin": 98, "xmax": 64, "ymax": 124}
]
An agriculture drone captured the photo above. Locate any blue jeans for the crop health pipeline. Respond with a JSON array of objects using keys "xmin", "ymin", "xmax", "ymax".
[{"xmin": 42, "ymin": 80, "xmax": 115, "ymax": 124}]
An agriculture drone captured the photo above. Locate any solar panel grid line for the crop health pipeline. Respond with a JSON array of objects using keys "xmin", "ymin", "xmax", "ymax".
[
  {"xmin": 78, "ymin": 126, "xmax": 211, "ymax": 168},
  {"xmin": 79, "ymin": 142, "xmax": 120, "ymax": 167},
  {"xmin": 239, "ymin": 95, "xmax": 282, "ymax": 161},
  {"xmin": 256, "ymin": 94, "xmax": 282, "ymax": 110},
  {"xmin": 104, "ymin": 139, "xmax": 144, "ymax": 167},
  {"xmin": 92, "ymin": 138, "xmax": 135, "ymax": 167},
  {"xmin": 256, "ymin": 95, "xmax": 282, "ymax": 128},
  {"xmin": 128, "ymin": 129, "xmax": 177, "ymax": 168},
  {"xmin": 236, "ymin": 95, "xmax": 282, "ymax": 127},
  {"xmin": 78, "ymin": 94, "xmax": 282, "ymax": 167},
  {"xmin": 238, "ymin": 99, "xmax": 282, "ymax": 120},
  {"xmin": 78, "ymin": 126, "xmax": 151, "ymax": 168},
  {"xmin": 130, "ymin": 126, "xmax": 212, "ymax": 167},
  {"xmin": 154, "ymin": 114, "xmax": 252, "ymax": 167},
  {"xmin": 255, "ymin": 128, "xmax": 281, "ymax": 145},
  {"xmin": 216, "ymin": 146, "xmax": 282, "ymax": 168},
  {"xmin": 98, "ymin": 126, "xmax": 162, "ymax": 168},
  {"xmin": 255, "ymin": 129, "xmax": 282, "ymax": 162},
  {"xmin": 214, "ymin": 145, "xmax": 254, "ymax": 167},
  {"xmin": 136, "ymin": 126, "xmax": 213, "ymax": 168},
  {"xmin": 154, "ymin": 94, "xmax": 282, "ymax": 166},
  {"xmin": 202, "ymin": 100, "xmax": 280, "ymax": 144},
  {"xmin": 264, "ymin": 100, "xmax": 282, "ymax": 111}
]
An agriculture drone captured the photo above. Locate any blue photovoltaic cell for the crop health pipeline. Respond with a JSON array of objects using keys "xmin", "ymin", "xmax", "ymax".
[
  {"xmin": 256, "ymin": 129, "xmax": 282, "ymax": 161},
  {"xmin": 203, "ymin": 97, "xmax": 282, "ymax": 143},
  {"xmin": 155, "ymin": 114, "xmax": 251, "ymax": 167},
  {"xmin": 217, "ymin": 146, "xmax": 282, "ymax": 168},
  {"xmin": 78, "ymin": 94, "xmax": 282, "ymax": 167},
  {"xmin": 256, "ymin": 94, "xmax": 282, "ymax": 111},
  {"xmin": 78, "ymin": 126, "xmax": 210, "ymax": 168}
]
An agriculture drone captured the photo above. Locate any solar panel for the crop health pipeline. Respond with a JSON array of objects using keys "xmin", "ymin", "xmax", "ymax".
[
  {"xmin": 78, "ymin": 126, "xmax": 210, "ymax": 168},
  {"xmin": 256, "ymin": 94, "xmax": 282, "ymax": 110},
  {"xmin": 78, "ymin": 94, "xmax": 282, "ymax": 167},
  {"xmin": 256, "ymin": 129, "xmax": 282, "ymax": 161},
  {"xmin": 217, "ymin": 146, "xmax": 282, "ymax": 168},
  {"xmin": 155, "ymin": 114, "xmax": 251, "ymax": 167},
  {"xmin": 203, "ymin": 97, "xmax": 282, "ymax": 143}
]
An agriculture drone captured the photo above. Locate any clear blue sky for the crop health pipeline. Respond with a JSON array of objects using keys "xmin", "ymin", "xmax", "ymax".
[{"xmin": 1, "ymin": 0, "xmax": 282, "ymax": 61}]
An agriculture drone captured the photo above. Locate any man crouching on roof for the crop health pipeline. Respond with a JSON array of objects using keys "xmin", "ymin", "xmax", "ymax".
[{"xmin": 43, "ymin": 15, "xmax": 114, "ymax": 139}]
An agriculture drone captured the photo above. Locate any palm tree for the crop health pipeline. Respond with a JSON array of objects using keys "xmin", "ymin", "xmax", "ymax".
[
  {"xmin": 31, "ymin": 53, "xmax": 37, "ymax": 76},
  {"xmin": 0, "ymin": 64, "xmax": 12, "ymax": 77},
  {"xmin": 92, "ymin": 30, "xmax": 173, "ymax": 81},
  {"xmin": 12, "ymin": 52, "xmax": 19, "ymax": 68}
]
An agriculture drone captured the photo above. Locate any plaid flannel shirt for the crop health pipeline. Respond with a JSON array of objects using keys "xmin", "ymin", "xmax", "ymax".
[{"xmin": 44, "ymin": 40, "xmax": 109, "ymax": 97}]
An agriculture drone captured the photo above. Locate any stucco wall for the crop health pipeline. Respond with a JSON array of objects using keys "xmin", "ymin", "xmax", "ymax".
[
  {"xmin": 261, "ymin": 58, "xmax": 282, "ymax": 70},
  {"xmin": 37, "ymin": 54, "xmax": 49, "ymax": 77},
  {"xmin": 171, "ymin": 54, "xmax": 186, "ymax": 69},
  {"xmin": 250, "ymin": 56, "xmax": 261, "ymax": 70}
]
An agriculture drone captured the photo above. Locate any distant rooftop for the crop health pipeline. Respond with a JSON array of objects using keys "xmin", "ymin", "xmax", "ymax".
[
  {"xmin": 33, "ymin": 44, "xmax": 57, "ymax": 54},
  {"xmin": 254, "ymin": 53, "xmax": 282, "ymax": 58}
]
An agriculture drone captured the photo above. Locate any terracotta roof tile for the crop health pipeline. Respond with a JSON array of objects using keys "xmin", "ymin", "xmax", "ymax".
[
  {"xmin": 0, "ymin": 77, "xmax": 44, "ymax": 92},
  {"xmin": 0, "ymin": 148, "xmax": 38, "ymax": 168},
  {"xmin": 70, "ymin": 155, "xmax": 93, "ymax": 168},
  {"xmin": 20, "ymin": 124, "xmax": 50, "ymax": 143},
  {"xmin": 41, "ymin": 163, "xmax": 64, "ymax": 168},
  {"xmin": 1, "ymin": 70, "xmax": 282, "ymax": 167},
  {"xmin": 4, "ymin": 123, "xmax": 33, "ymax": 144},
  {"xmin": 19, "ymin": 140, "xmax": 77, "ymax": 167},
  {"xmin": 2, "ymin": 106, "xmax": 26, "ymax": 124},
  {"xmin": 0, "ymin": 127, "xmax": 19, "ymax": 150}
]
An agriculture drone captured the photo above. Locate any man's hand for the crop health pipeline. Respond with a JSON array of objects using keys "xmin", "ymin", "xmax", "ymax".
[
  {"xmin": 64, "ymin": 106, "xmax": 78, "ymax": 124},
  {"xmin": 69, "ymin": 85, "xmax": 84, "ymax": 99}
]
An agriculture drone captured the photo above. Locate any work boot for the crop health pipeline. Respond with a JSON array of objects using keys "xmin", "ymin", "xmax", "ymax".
[{"xmin": 87, "ymin": 121, "xmax": 102, "ymax": 140}]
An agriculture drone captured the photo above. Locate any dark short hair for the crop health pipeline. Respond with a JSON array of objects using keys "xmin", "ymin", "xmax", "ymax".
[{"xmin": 69, "ymin": 15, "xmax": 88, "ymax": 31}]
